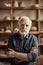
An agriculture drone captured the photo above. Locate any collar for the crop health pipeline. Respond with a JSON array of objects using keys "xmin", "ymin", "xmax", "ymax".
[{"xmin": 17, "ymin": 32, "xmax": 30, "ymax": 39}]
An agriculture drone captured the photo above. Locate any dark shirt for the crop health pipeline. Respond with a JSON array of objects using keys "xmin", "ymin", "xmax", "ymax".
[{"xmin": 8, "ymin": 32, "xmax": 38, "ymax": 64}]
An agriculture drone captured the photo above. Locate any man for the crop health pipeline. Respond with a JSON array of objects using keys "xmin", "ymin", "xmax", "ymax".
[{"xmin": 7, "ymin": 16, "xmax": 38, "ymax": 65}]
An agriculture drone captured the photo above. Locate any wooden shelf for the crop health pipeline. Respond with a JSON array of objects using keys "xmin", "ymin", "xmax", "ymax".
[
  {"xmin": 39, "ymin": 7, "xmax": 43, "ymax": 10},
  {"xmin": 13, "ymin": 7, "xmax": 39, "ymax": 10},
  {"xmin": 0, "ymin": 32, "xmax": 12, "ymax": 35},
  {"xmin": 38, "ymin": 20, "xmax": 43, "ymax": 22},
  {"xmin": 29, "ymin": 31, "xmax": 39, "ymax": 34},
  {"xmin": 0, "ymin": 0, "xmax": 43, "ymax": 60},
  {"xmin": 0, "ymin": 20, "xmax": 12, "ymax": 22},
  {"xmin": 40, "ymin": 31, "xmax": 43, "ymax": 34},
  {"xmin": 0, "ymin": 19, "xmax": 43, "ymax": 23},
  {"xmin": 0, "ymin": 55, "xmax": 8, "ymax": 58},
  {"xmin": 0, "ymin": 7, "xmax": 11, "ymax": 10},
  {"xmin": 0, "ymin": 31, "xmax": 39, "ymax": 35},
  {"xmin": 0, "ymin": 7, "xmax": 38, "ymax": 10},
  {"xmin": 0, "ymin": 44, "xmax": 7, "ymax": 46},
  {"xmin": 38, "ymin": 44, "xmax": 43, "ymax": 46}
]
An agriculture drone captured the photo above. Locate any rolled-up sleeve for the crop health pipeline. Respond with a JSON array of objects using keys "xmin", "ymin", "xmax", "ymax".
[{"xmin": 27, "ymin": 35, "xmax": 38, "ymax": 62}]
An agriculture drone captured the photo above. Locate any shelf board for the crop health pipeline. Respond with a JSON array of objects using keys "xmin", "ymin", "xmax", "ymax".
[
  {"xmin": 32, "ymin": 20, "xmax": 43, "ymax": 22},
  {"xmin": 37, "ymin": 20, "xmax": 43, "ymax": 22},
  {"xmin": 40, "ymin": 31, "xmax": 43, "ymax": 34},
  {"xmin": 0, "ymin": 7, "xmax": 43, "ymax": 10},
  {"xmin": 0, "ymin": 20, "xmax": 12, "ymax": 22},
  {"xmin": 38, "ymin": 55, "xmax": 43, "ymax": 58},
  {"xmin": 13, "ymin": 19, "xmax": 38, "ymax": 22},
  {"xmin": 0, "ymin": 31, "xmax": 40, "ymax": 35},
  {"xmin": 38, "ymin": 44, "xmax": 43, "ymax": 46},
  {"xmin": 40, "ymin": 7, "xmax": 43, "ymax": 10},
  {"xmin": 0, "ymin": 43, "xmax": 7, "ymax": 46},
  {"xmin": 29, "ymin": 31, "xmax": 39, "ymax": 34},
  {"xmin": 0, "ymin": 7, "xmax": 11, "ymax": 10},
  {"xmin": 0, "ymin": 55, "xmax": 8, "ymax": 58},
  {"xmin": 0, "ymin": 19, "xmax": 42, "ymax": 22},
  {"xmin": 32, "ymin": 20, "xmax": 39, "ymax": 22},
  {"xmin": 13, "ymin": 31, "xmax": 39, "ymax": 35},
  {"xmin": 13, "ymin": 7, "xmax": 38, "ymax": 10},
  {"xmin": 0, "ymin": 44, "xmax": 7, "ymax": 46},
  {"xmin": 0, "ymin": 20, "xmax": 19, "ymax": 22},
  {"xmin": 13, "ymin": 20, "xmax": 43, "ymax": 22},
  {"xmin": 0, "ymin": 32, "xmax": 12, "ymax": 35}
]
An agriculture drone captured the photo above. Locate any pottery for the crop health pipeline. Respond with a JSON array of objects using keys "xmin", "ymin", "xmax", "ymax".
[
  {"xmin": 4, "ymin": 16, "xmax": 11, "ymax": 20},
  {"xmin": 1, "ymin": 28, "xmax": 4, "ymax": 32},
  {"xmin": 4, "ymin": 3, "xmax": 11, "ymax": 7},
  {"xmin": 0, "ymin": 41, "xmax": 4, "ymax": 45},
  {"xmin": 13, "ymin": 16, "xmax": 19, "ymax": 20},
  {"xmin": 14, "ymin": 1, "xmax": 18, "ymax": 7},
  {"xmin": 31, "ymin": 4, "xmax": 39, "ymax": 8},
  {"xmin": 18, "ymin": 1, "xmax": 24, "ymax": 7},
  {"xmin": 14, "ymin": 28, "xmax": 19, "ymax": 33},
  {"xmin": 5, "ymin": 30, "xmax": 11, "ymax": 33},
  {"xmin": 35, "ymin": 4, "xmax": 39, "ymax": 8},
  {"xmin": 5, "ymin": 26, "xmax": 11, "ymax": 33},
  {"xmin": 31, "ymin": 26, "xmax": 37, "ymax": 31}
]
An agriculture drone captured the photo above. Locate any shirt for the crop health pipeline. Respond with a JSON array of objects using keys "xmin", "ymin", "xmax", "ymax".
[{"xmin": 8, "ymin": 32, "xmax": 38, "ymax": 64}]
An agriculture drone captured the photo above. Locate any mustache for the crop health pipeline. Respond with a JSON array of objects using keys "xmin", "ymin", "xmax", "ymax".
[
  {"xmin": 21, "ymin": 29, "xmax": 27, "ymax": 31},
  {"xmin": 21, "ymin": 30, "xmax": 27, "ymax": 32}
]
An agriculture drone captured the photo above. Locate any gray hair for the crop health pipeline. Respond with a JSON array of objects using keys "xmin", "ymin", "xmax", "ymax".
[{"xmin": 18, "ymin": 16, "xmax": 32, "ymax": 27}]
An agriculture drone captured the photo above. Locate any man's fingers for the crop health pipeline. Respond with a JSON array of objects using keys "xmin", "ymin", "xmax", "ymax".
[{"xmin": 8, "ymin": 48, "xmax": 14, "ymax": 51}]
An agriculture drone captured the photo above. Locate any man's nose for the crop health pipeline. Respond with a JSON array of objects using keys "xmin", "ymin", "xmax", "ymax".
[{"xmin": 23, "ymin": 25, "xmax": 26, "ymax": 29}]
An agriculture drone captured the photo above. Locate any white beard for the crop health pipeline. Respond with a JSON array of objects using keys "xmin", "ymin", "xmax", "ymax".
[
  {"xmin": 19, "ymin": 30, "xmax": 29, "ymax": 36},
  {"xmin": 18, "ymin": 27, "xmax": 31, "ymax": 36}
]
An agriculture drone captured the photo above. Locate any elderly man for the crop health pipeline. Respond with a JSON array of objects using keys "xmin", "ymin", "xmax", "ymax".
[{"xmin": 7, "ymin": 16, "xmax": 38, "ymax": 65}]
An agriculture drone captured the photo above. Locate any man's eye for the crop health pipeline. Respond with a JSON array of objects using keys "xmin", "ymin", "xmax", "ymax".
[{"xmin": 26, "ymin": 25, "xmax": 29, "ymax": 27}]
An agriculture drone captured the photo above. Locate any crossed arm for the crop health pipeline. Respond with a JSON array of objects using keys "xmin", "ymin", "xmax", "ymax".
[
  {"xmin": 7, "ymin": 35, "xmax": 38, "ymax": 63},
  {"xmin": 6, "ymin": 47, "xmax": 38, "ymax": 62}
]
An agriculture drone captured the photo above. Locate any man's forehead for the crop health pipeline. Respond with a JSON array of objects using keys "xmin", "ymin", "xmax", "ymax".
[{"xmin": 19, "ymin": 19, "xmax": 30, "ymax": 24}]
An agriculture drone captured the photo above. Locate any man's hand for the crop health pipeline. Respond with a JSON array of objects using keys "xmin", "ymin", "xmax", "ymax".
[
  {"xmin": 6, "ymin": 48, "xmax": 29, "ymax": 62},
  {"xmin": 6, "ymin": 48, "xmax": 16, "ymax": 58},
  {"xmin": 6, "ymin": 48, "xmax": 24, "ymax": 62},
  {"xmin": 30, "ymin": 47, "xmax": 38, "ymax": 53}
]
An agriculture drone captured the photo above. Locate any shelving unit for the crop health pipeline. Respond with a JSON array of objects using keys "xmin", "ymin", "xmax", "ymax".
[{"xmin": 0, "ymin": 0, "xmax": 43, "ymax": 64}]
